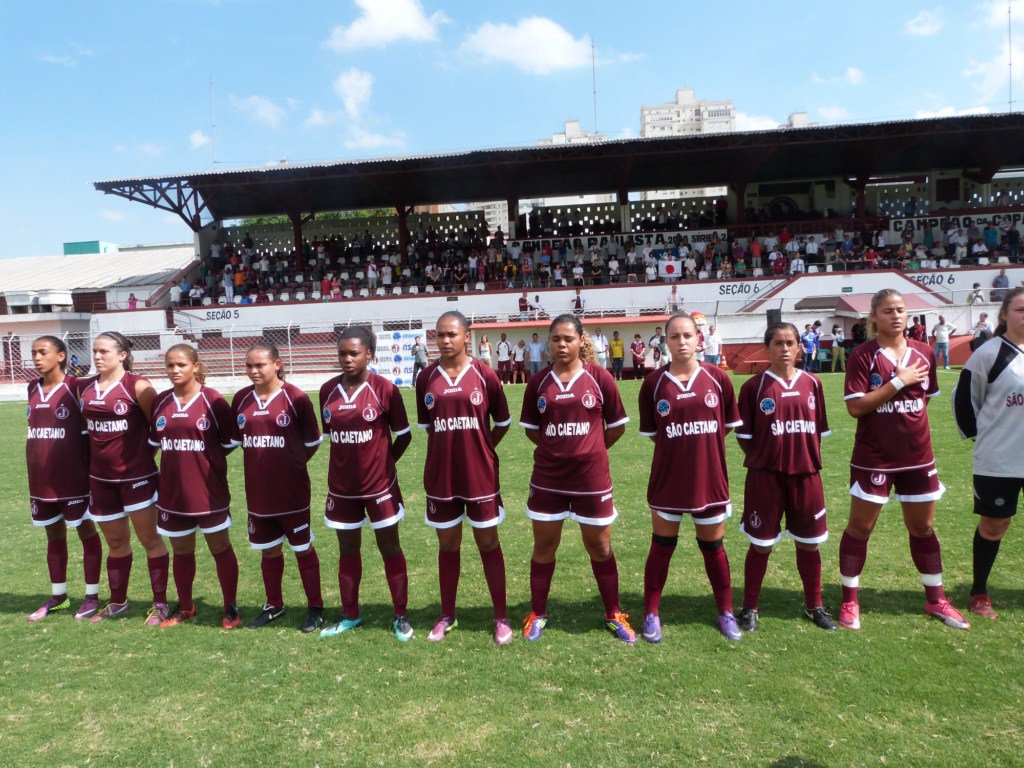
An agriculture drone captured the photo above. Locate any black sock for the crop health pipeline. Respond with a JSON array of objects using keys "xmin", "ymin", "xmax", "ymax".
[{"xmin": 971, "ymin": 528, "xmax": 1002, "ymax": 596}]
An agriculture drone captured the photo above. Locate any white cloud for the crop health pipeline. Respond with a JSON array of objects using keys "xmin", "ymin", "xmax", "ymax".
[
  {"xmin": 345, "ymin": 126, "xmax": 406, "ymax": 150},
  {"xmin": 963, "ymin": 40, "xmax": 1024, "ymax": 103},
  {"xmin": 325, "ymin": 0, "xmax": 447, "ymax": 51},
  {"xmin": 614, "ymin": 127, "xmax": 636, "ymax": 140},
  {"xmin": 817, "ymin": 106, "xmax": 849, "ymax": 122},
  {"xmin": 735, "ymin": 112, "xmax": 779, "ymax": 131},
  {"xmin": 189, "ymin": 130, "xmax": 211, "ymax": 149},
  {"xmin": 914, "ymin": 105, "xmax": 992, "ymax": 118},
  {"xmin": 140, "ymin": 142, "xmax": 163, "ymax": 156},
  {"xmin": 99, "ymin": 210, "xmax": 127, "ymax": 222},
  {"xmin": 334, "ymin": 68, "xmax": 374, "ymax": 118},
  {"xmin": 37, "ymin": 53, "xmax": 76, "ymax": 67},
  {"xmin": 811, "ymin": 66, "xmax": 865, "ymax": 86},
  {"xmin": 461, "ymin": 17, "xmax": 591, "ymax": 75},
  {"xmin": 981, "ymin": 0, "xmax": 1024, "ymax": 28},
  {"xmin": 307, "ymin": 67, "xmax": 405, "ymax": 149},
  {"xmin": 229, "ymin": 94, "xmax": 286, "ymax": 129},
  {"xmin": 304, "ymin": 108, "xmax": 340, "ymax": 127},
  {"xmin": 906, "ymin": 10, "xmax": 943, "ymax": 37}
]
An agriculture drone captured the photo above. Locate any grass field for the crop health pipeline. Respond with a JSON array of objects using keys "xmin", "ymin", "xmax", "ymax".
[{"xmin": 1, "ymin": 370, "xmax": 1022, "ymax": 767}]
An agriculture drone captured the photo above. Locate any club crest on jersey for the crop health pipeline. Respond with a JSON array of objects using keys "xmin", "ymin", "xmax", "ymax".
[
  {"xmin": 582, "ymin": 392, "xmax": 597, "ymax": 409},
  {"xmin": 537, "ymin": 395, "xmax": 547, "ymax": 414},
  {"xmin": 362, "ymin": 406, "xmax": 377, "ymax": 421},
  {"xmin": 196, "ymin": 417, "xmax": 210, "ymax": 431},
  {"xmin": 326, "ymin": 497, "xmax": 335, "ymax": 511},
  {"xmin": 759, "ymin": 397, "xmax": 776, "ymax": 415},
  {"xmin": 31, "ymin": 501, "xmax": 38, "ymax": 517},
  {"xmin": 55, "ymin": 406, "xmax": 69, "ymax": 420},
  {"xmin": 807, "ymin": 394, "xmax": 816, "ymax": 410},
  {"xmin": 323, "ymin": 407, "xmax": 332, "ymax": 423},
  {"xmin": 276, "ymin": 412, "xmax": 291, "ymax": 427},
  {"xmin": 155, "ymin": 415, "xmax": 168, "ymax": 431},
  {"xmin": 870, "ymin": 373, "xmax": 883, "ymax": 389},
  {"xmin": 114, "ymin": 401, "xmax": 129, "ymax": 416},
  {"xmin": 236, "ymin": 414, "xmax": 246, "ymax": 428},
  {"xmin": 748, "ymin": 512, "xmax": 761, "ymax": 529},
  {"xmin": 657, "ymin": 399, "xmax": 671, "ymax": 417},
  {"xmin": 424, "ymin": 392, "xmax": 435, "ymax": 410},
  {"xmin": 922, "ymin": 377, "xmax": 929, "ymax": 391},
  {"xmin": 704, "ymin": 391, "xmax": 719, "ymax": 408},
  {"xmin": 248, "ymin": 519, "xmax": 255, "ymax": 535},
  {"xmin": 870, "ymin": 472, "xmax": 886, "ymax": 487},
  {"xmin": 470, "ymin": 390, "xmax": 484, "ymax": 406}
]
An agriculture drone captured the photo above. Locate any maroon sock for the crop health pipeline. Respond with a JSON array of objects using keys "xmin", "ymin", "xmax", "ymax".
[
  {"xmin": 909, "ymin": 532, "xmax": 946, "ymax": 602},
  {"xmin": 107, "ymin": 554, "xmax": 133, "ymax": 604},
  {"xmin": 337, "ymin": 554, "xmax": 362, "ymax": 618},
  {"xmin": 148, "ymin": 553, "xmax": 169, "ymax": 604},
  {"xmin": 212, "ymin": 546, "xmax": 239, "ymax": 607},
  {"xmin": 743, "ymin": 546, "xmax": 771, "ymax": 611},
  {"xmin": 795, "ymin": 547, "xmax": 823, "ymax": 610},
  {"xmin": 590, "ymin": 555, "xmax": 621, "ymax": 618},
  {"xmin": 438, "ymin": 549, "xmax": 460, "ymax": 618},
  {"xmin": 839, "ymin": 532, "xmax": 868, "ymax": 604},
  {"xmin": 296, "ymin": 548, "xmax": 324, "ymax": 608},
  {"xmin": 643, "ymin": 539, "xmax": 676, "ymax": 615},
  {"xmin": 699, "ymin": 541, "xmax": 733, "ymax": 615},
  {"xmin": 479, "ymin": 545, "xmax": 507, "ymax": 620},
  {"xmin": 81, "ymin": 533, "xmax": 103, "ymax": 586},
  {"xmin": 261, "ymin": 555, "xmax": 285, "ymax": 608},
  {"xmin": 530, "ymin": 559, "xmax": 556, "ymax": 616},
  {"xmin": 382, "ymin": 551, "xmax": 408, "ymax": 616},
  {"xmin": 46, "ymin": 538, "xmax": 69, "ymax": 587},
  {"xmin": 172, "ymin": 553, "xmax": 196, "ymax": 612}
]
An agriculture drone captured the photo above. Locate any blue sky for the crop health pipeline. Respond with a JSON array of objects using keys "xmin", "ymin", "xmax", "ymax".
[{"xmin": 0, "ymin": 0, "xmax": 1019, "ymax": 257}]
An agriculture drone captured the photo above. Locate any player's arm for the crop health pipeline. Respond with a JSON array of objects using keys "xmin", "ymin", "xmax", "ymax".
[
  {"xmin": 845, "ymin": 359, "xmax": 928, "ymax": 418},
  {"xmin": 604, "ymin": 423, "xmax": 626, "ymax": 449},
  {"xmin": 392, "ymin": 430, "xmax": 412, "ymax": 461},
  {"xmin": 135, "ymin": 378, "xmax": 157, "ymax": 422}
]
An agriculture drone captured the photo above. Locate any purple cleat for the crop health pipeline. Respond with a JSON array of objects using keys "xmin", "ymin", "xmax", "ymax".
[
  {"xmin": 717, "ymin": 611, "xmax": 742, "ymax": 641},
  {"xmin": 641, "ymin": 613, "xmax": 662, "ymax": 644}
]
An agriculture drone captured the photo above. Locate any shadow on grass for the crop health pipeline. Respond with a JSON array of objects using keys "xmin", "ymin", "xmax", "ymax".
[{"xmin": 769, "ymin": 758, "xmax": 830, "ymax": 768}]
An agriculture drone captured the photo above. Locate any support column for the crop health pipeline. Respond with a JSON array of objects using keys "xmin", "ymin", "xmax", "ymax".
[
  {"xmin": 731, "ymin": 180, "xmax": 748, "ymax": 225},
  {"xmin": 289, "ymin": 212, "xmax": 305, "ymax": 271},
  {"xmin": 617, "ymin": 187, "xmax": 631, "ymax": 234},
  {"xmin": 507, "ymin": 198, "xmax": 519, "ymax": 239},
  {"xmin": 396, "ymin": 205, "xmax": 412, "ymax": 265}
]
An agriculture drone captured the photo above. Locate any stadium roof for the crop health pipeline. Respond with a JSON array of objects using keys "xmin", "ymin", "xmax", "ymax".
[
  {"xmin": 0, "ymin": 244, "xmax": 194, "ymax": 292},
  {"xmin": 93, "ymin": 114, "xmax": 1024, "ymax": 227}
]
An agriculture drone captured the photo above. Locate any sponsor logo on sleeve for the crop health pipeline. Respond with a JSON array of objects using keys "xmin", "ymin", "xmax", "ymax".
[
  {"xmin": 236, "ymin": 414, "xmax": 246, "ymax": 428},
  {"xmin": 155, "ymin": 415, "xmax": 167, "ymax": 431},
  {"xmin": 869, "ymin": 373, "xmax": 883, "ymax": 389},
  {"xmin": 323, "ymin": 407, "xmax": 332, "ymax": 423},
  {"xmin": 657, "ymin": 399, "xmax": 671, "ymax": 417},
  {"xmin": 424, "ymin": 392, "xmax": 435, "ymax": 410},
  {"xmin": 537, "ymin": 395, "xmax": 547, "ymax": 414},
  {"xmin": 759, "ymin": 397, "xmax": 776, "ymax": 415}
]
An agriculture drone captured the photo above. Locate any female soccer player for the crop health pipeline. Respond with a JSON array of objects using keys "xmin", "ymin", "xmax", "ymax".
[
  {"xmin": 637, "ymin": 313, "xmax": 743, "ymax": 642},
  {"xmin": 520, "ymin": 314, "xmax": 634, "ymax": 644},
  {"xmin": 839, "ymin": 288, "xmax": 969, "ymax": 630},
  {"xmin": 416, "ymin": 311, "xmax": 512, "ymax": 645},
  {"xmin": 79, "ymin": 331, "xmax": 169, "ymax": 624},
  {"xmin": 953, "ymin": 287, "xmax": 1024, "ymax": 620},
  {"xmin": 149, "ymin": 344, "xmax": 241, "ymax": 629},
  {"xmin": 25, "ymin": 336, "xmax": 103, "ymax": 622},
  {"xmin": 631, "ymin": 333, "xmax": 647, "ymax": 375},
  {"xmin": 735, "ymin": 323, "xmax": 836, "ymax": 632},
  {"xmin": 232, "ymin": 343, "xmax": 325, "ymax": 632},
  {"xmin": 318, "ymin": 328, "xmax": 414, "ymax": 641}
]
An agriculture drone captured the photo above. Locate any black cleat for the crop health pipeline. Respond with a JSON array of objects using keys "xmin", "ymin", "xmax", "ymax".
[
  {"xmin": 301, "ymin": 606, "xmax": 325, "ymax": 634},
  {"xmin": 248, "ymin": 603, "xmax": 286, "ymax": 629},
  {"xmin": 737, "ymin": 607, "xmax": 759, "ymax": 633},
  {"xmin": 804, "ymin": 606, "xmax": 837, "ymax": 631}
]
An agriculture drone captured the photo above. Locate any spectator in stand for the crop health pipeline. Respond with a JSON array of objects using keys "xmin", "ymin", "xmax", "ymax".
[
  {"xmin": 1007, "ymin": 221, "xmax": 1020, "ymax": 262},
  {"xmin": 609, "ymin": 331, "xmax": 625, "ymax": 380},
  {"xmin": 704, "ymin": 324, "xmax": 722, "ymax": 366},
  {"xmin": 571, "ymin": 288, "xmax": 586, "ymax": 316},
  {"xmin": 169, "ymin": 282, "xmax": 182, "ymax": 308},
  {"xmin": 367, "ymin": 260, "xmax": 379, "ymax": 291},
  {"xmin": 932, "ymin": 315, "xmax": 956, "ymax": 369},
  {"xmin": 666, "ymin": 284, "xmax": 683, "ymax": 313},
  {"xmin": 495, "ymin": 333, "xmax": 513, "ymax": 384},
  {"xmin": 789, "ymin": 255, "xmax": 806, "ymax": 275},
  {"xmin": 645, "ymin": 261, "xmax": 658, "ymax": 283},
  {"xmin": 608, "ymin": 253, "xmax": 621, "ymax": 283},
  {"xmin": 518, "ymin": 292, "xmax": 530, "ymax": 321},
  {"xmin": 189, "ymin": 285, "xmax": 204, "ymax": 306},
  {"xmin": 971, "ymin": 313, "xmax": 995, "ymax": 352},
  {"xmin": 771, "ymin": 252, "xmax": 788, "ymax": 276},
  {"xmin": 749, "ymin": 239, "xmax": 763, "ymax": 270},
  {"xmin": 992, "ymin": 269, "xmax": 1010, "ymax": 301},
  {"xmin": 968, "ymin": 283, "xmax": 985, "ymax": 305},
  {"xmin": 631, "ymin": 333, "xmax": 647, "ymax": 375},
  {"xmin": 572, "ymin": 261, "xmax": 585, "ymax": 286}
]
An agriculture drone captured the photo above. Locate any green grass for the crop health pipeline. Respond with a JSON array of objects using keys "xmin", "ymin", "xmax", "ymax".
[{"xmin": 1, "ymin": 370, "xmax": 1022, "ymax": 767}]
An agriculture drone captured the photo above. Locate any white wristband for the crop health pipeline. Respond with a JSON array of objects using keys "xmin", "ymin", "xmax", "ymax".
[{"xmin": 890, "ymin": 377, "xmax": 906, "ymax": 392}]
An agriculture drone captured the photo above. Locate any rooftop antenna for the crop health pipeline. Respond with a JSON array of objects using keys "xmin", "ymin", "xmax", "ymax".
[
  {"xmin": 210, "ymin": 76, "xmax": 218, "ymax": 165},
  {"xmin": 591, "ymin": 39, "xmax": 598, "ymax": 136}
]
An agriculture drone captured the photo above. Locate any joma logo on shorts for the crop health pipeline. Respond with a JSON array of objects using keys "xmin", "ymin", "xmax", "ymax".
[{"xmin": 131, "ymin": 481, "xmax": 149, "ymax": 490}]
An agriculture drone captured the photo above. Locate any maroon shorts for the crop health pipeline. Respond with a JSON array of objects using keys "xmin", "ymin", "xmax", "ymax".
[
  {"xmin": 425, "ymin": 495, "xmax": 504, "ymax": 529},
  {"xmin": 157, "ymin": 509, "xmax": 232, "ymax": 537},
  {"xmin": 651, "ymin": 502, "xmax": 732, "ymax": 526},
  {"xmin": 325, "ymin": 485, "xmax": 405, "ymax": 530},
  {"xmin": 247, "ymin": 510, "xmax": 314, "ymax": 552},
  {"xmin": 740, "ymin": 469, "xmax": 827, "ymax": 547},
  {"xmin": 89, "ymin": 476, "xmax": 158, "ymax": 521},
  {"xmin": 513, "ymin": 361, "xmax": 525, "ymax": 374},
  {"xmin": 527, "ymin": 485, "xmax": 617, "ymax": 526},
  {"xmin": 30, "ymin": 496, "xmax": 90, "ymax": 528},
  {"xmin": 497, "ymin": 360, "xmax": 512, "ymax": 373},
  {"xmin": 849, "ymin": 465, "xmax": 944, "ymax": 505}
]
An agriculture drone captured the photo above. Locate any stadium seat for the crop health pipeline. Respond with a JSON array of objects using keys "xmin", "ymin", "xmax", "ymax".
[
  {"xmin": 407, "ymin": 286, "xmax": 419, "ymax": 295},
  {"xmin": 425, "ymin": 285, "xmax": 435, "ymax": 293},
  {"xmin": 752, "ymin": 268, "xmax": 764, "ymax": 277},
  {"xmin": 998, "ymin": 256, "xmax": 1010, "ymax": 264},
  {"xmin": 376, "ymin": 287, "xmax": 386, "ymax": 296},
  {"xmin": 295, "ymin": 291, "xmax": 306, "ymax": 301},
  {"xmin": 218, "ymin": 296, "xmax": 228, "ymax": 305},
  {"xmin": 311, "ymin": 291, "xmax": 322, "ymax": 301},
  {"xmin": 233, "ymin": 295, "xmax": 243, "ymax": 304},
  {"xmin": 475, "ymin": 282, "xmax": 486, "ymax": 291},
  {"xmin": 359, "ymin": 288, "xmax": 370, "ymax": 298},
  {"xmin": 343, "ymin": 289, "xmax": 354, "ymax": 299},
  {"xmin": 279, "ymin": 291, "xmax": 289, "ymax": 302},
  {"xmin": 355, "ymin": 271, "xmax": 365, "ymax": 280},
  {"xmin": 391, "ymin": 286, "xmax": 402, "ymax": 296},
  {"xmin": 202, "ymin": 296, "xmax": 213, "ymax": 306},
  {"xmin": 825, "ymin": 265, "xmax": 833, "ymax": 272},
  {"xmin": 340, "ymin": 272, "xmax": 349, "ymax": 280},
  {"xmin": 807, "ymin": 266, "xmax": 819, "ymax": 273},
  {"xmin": 698, "ymin": 271, "xmax": 709, "ymax": 280},
  {"xmin": 977, "ymin": 257, "xmax": 990, "ymax": 266},
  {"xmin": 939, "ymin": 259, "xmax": 951, "ymax": 268},
  {"xmin": 817, "ymin": 348, "xmax": 833, "ymax": 372},
  {"xmin": 249, "ymin": 294, "xmax": 258, "ymax": 302}
]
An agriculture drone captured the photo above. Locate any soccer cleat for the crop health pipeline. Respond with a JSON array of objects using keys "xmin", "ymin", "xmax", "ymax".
[
  {"xmin": 606, "ymin": 612, "xmax": 638, "ymax": 644},
  {"xmin": 248, "ymin": 603, "xmax": 286, "ymax": 629},
  {"xmin": 301, "ymin": 607, "xmax": 325, "ymax": 634},
  {"xmin": 641, "ymin": 613, "xmax": 662, "ymax": 644},
  {"xmin": 804, "ymin": 606, "xmax": 838, "ymax": 631},
  {"xmin": 74, "ymin": 596, "xmax": 100, "ymax": 620},
  {"xmin": 493, "ymin": 618, "xmax": 514, "ymax": 646},
  {"xmin": 737, "ymin": 607, "xmax": 759, "ymax": 633},
  {"xmin": 159, "ymin": 605, "xmax": 197, "ymax": 628},
  {"xmin": 522, "ymin": 613, "xmax": 548, "ymax": 641},
  {"xmin": 717, "ymin": 612, "xmax": 742, "ymax": 641},
  {"xmin": 144, "ymin": 602, "xmax": 170, "ymax": 627},
  {"xmin": 925, "ymin": 599, "xmax": 971, "ymax": 630},
  {"xmin": 221, "ymin": 603, "xmax": 242, "ymax": 630},
  {"xmin": 969, "ymin": 594, "xmax": 998, "ymax": 621},
  {"xmin": 837, "ymin": 601, "xmax": 861, "ymax": 631},
  {"xmin": 427, "ymin": 616, "xmax": 457, "ymax": 642},
  {"xmin": 89, "ymin": 601, "xmax": 130, "ymax": 623},
  {"xmin": 319, "ymin": 614, "xmax": 364, "ymax": 638},
  {"xmin": 392, "ymin": 615, "xmax": 414, "ymax": 642},
  {"xmin": 27, "ymin": 596, "xmax": 70, "ymax": 622}
]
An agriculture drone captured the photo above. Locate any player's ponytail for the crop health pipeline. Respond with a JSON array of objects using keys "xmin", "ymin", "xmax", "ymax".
[
  {"xmin": 166, "ymin": 343, "xmax": 206, "ymax": 384},
  {"xmin": 35, "ymin": 335, "xmax": 68, "ymax": 371},
  {"xmin": 994, "ymin": 286, "xmax": 1024, "ymax": 337},
  {"xmin": 97, "ymin": 331, "xmax": 134, "ymax": 371}
]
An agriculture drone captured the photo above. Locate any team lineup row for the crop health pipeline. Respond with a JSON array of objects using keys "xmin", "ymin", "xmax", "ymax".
[{"xmin": 23, "ymin": 286, "xmax": 1024, "ymax": 643}]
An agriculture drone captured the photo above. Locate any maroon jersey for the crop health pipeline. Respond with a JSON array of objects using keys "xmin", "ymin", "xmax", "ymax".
[
  {"xmin": 844, "ymin": 339, "xmax": 939, "ymax": 472},
  {"xmin": 78, "ymin": 372, "xmax": 158, "ymax": 482},
  {"xmin": 736, "ymin": 369, "xmax": 830, "ymax": 474},
  {"xmin": 638, "ymin": 364, "xmax": 741, "ymax": 512},
  {"xmin": 25, "ymin": 376, "xmax": 89, "ymax": 501},
  {"xmin": 149, "ymin": 386, "xmax": 234, "ymax": 516},
  {"xmin": 231, "ymin": 381, "xmax": 322, "ymax": 516},
  {"xmin": 520, "ymin": 363, "xmax": 628, "ymax": 495},
  {"xmin": 319, "ymin": 372, "xmax": 411, "ymax": 499},
  {"xmin": 416, "ymin": 358, "xmax": 510, "ymax": 502}
]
